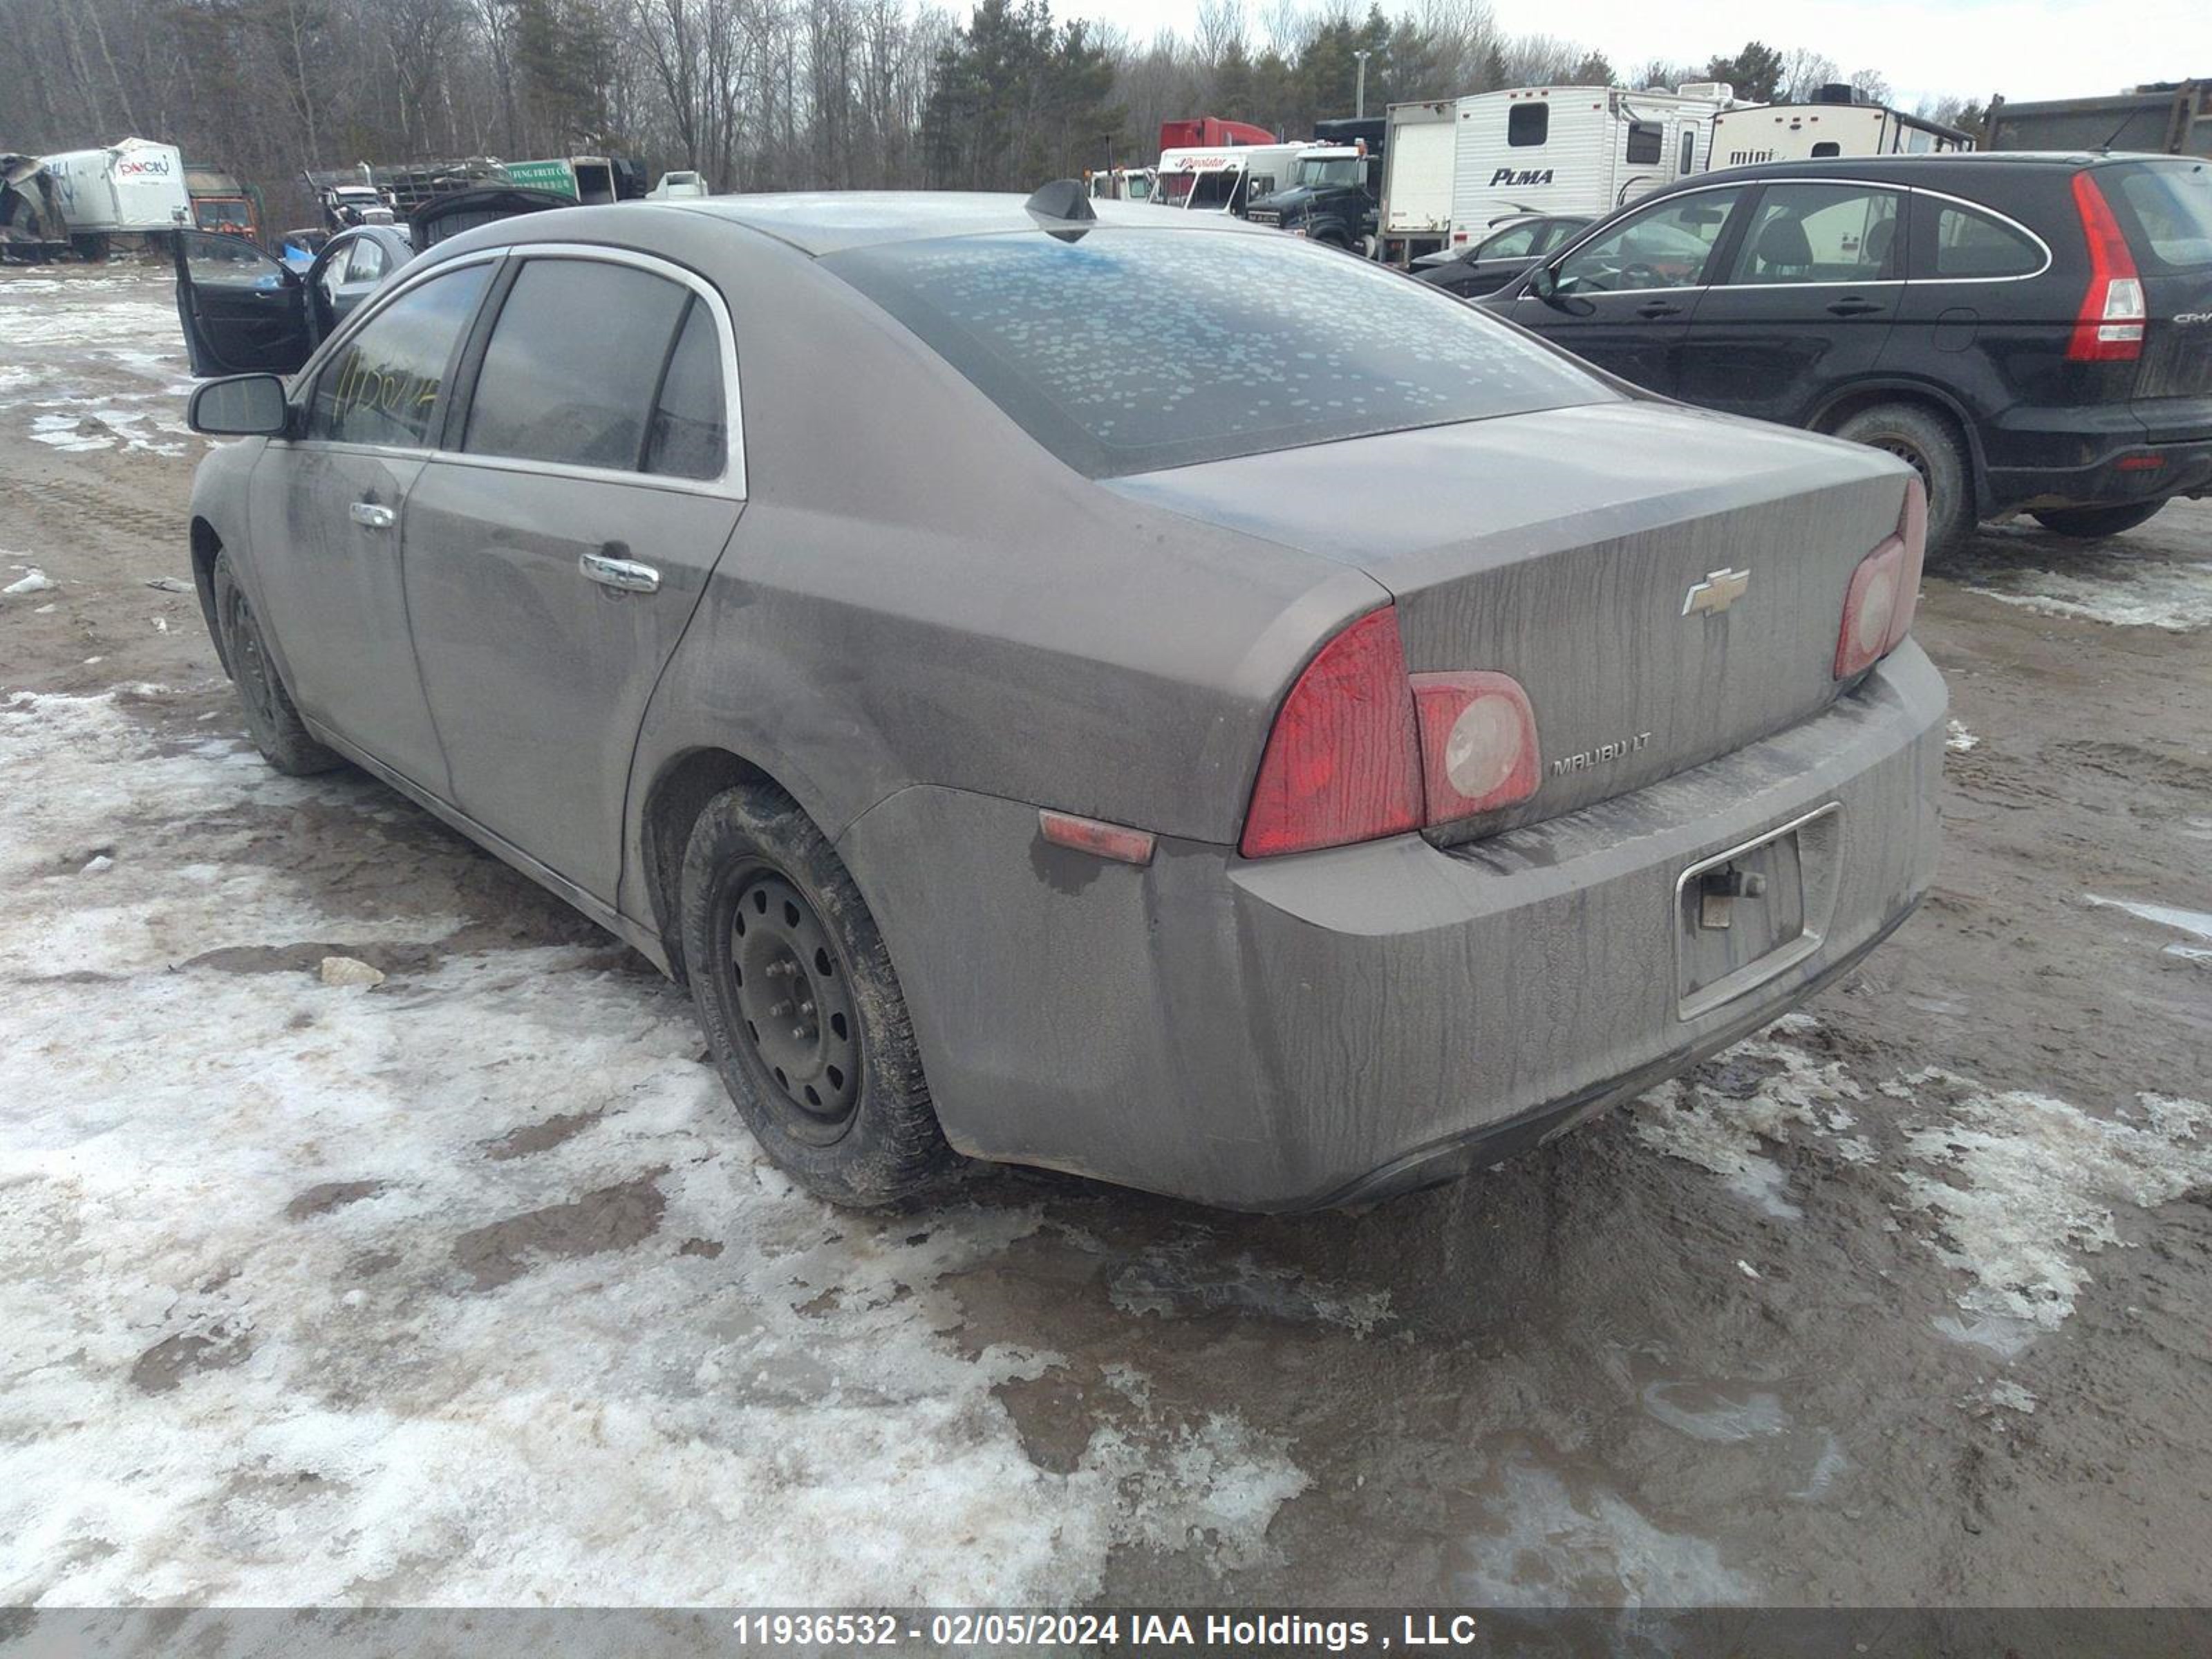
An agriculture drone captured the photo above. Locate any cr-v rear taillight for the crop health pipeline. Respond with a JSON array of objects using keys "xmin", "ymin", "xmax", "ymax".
[
  {"xmin": 1835, "ymin": 476, "xmax": 1928, "ymax": 680},
  {"xmin": 2068, "ymin": 171, "xmax": 2146, "ymax": 363},
  {"xmin": 1239, "ymin": 607, "xmax": 1540, "ymax": 858}
]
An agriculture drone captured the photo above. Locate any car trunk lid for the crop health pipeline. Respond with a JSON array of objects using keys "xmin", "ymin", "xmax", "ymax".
[{"xmin": 1109, "ymin": 401, "xmax": 1913, "ymax": 839}]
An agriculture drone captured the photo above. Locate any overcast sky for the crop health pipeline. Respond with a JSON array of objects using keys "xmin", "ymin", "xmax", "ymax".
[{"xmin": 1057, "ymin": 0, "xmax": 2205, "ymax": 111}]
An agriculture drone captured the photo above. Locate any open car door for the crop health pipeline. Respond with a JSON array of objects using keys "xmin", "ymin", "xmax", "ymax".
[{"xmin": 172, "ymin": 230, "xmax": 314, "ymax": 377}]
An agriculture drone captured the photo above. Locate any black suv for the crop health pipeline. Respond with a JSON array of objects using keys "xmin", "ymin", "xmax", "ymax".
[{"xmin": 1480, "ymin": 153, "xmax": 2212, "ymax": 551}]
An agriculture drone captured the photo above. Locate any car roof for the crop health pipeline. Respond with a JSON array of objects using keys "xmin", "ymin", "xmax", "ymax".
[
  {"xmin": 1684, "ymin": 149, "xmax": 2181, "ymax": 190},
  {"xmin": 657, "ymin": 190, "xmax": 1273, "ymax": 256}
]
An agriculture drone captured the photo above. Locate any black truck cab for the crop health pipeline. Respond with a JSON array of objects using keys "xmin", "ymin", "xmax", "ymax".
[{"xmin": 1246, "ymin": 120, "xmax": 1384, "ymax": 250}]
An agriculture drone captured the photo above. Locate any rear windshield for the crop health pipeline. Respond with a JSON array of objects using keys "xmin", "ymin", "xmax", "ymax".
[
  {"xmin": 823, "ymin": 229, "xmax": 1610, "ymax": 476},
  {"xmin": 2105, "ymin": 159, "xmax": 2212, "ymax": 272}
]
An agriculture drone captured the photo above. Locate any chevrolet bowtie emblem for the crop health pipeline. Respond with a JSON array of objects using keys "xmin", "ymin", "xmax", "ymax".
[{"xmin": 1682, "ymin": 567, "xmax": 1751, "ymax": 617}]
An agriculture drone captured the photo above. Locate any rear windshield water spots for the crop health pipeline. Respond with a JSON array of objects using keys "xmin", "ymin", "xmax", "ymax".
[
  {"xmin": 2108, "ymin": 160, "xmax": 2212, "ymax": 274},
  {"xmin": 823, "ymin": 229, "xmax": 1610, "ymax": 476}
]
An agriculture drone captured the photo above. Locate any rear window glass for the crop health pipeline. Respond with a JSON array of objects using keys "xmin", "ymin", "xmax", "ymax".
[
  {"xmin": 2106, "ymin": 160, "xmax": 2212, "ymax": 272},
  {"xmin": 823, "ymin": 229, "xmax": 1608, "ymax": 477},
  {"xmin": 1509, "ymin": 103, "xmax": 1548, "ymax": 147},
  {"xmin": 1926, "ymin": 203, "xmax": 2044, "ymax": 279}
]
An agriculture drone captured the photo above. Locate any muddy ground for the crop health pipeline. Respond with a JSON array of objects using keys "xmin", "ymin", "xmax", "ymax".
[{"xmin": 2, "ymin": 261, "xmax": 2209, "ymax": 1615}]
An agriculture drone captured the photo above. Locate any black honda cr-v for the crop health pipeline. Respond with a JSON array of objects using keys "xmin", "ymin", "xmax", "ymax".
[{"xmin": 1481, "ymin": 153, "xmax": 2212, "ymax": 552}]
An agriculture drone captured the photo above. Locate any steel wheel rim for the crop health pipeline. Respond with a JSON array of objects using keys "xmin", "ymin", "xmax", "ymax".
[
  {"xmin": 724, "ymin": 865, "xmax": 860, "ymax": 1139},
  {"xmin": 1873, "ymin": 435, "xmax": 1933, "ymax": 496},
  {"xmin": 230, "ymin": 596, "xmax": 281, "ymax": 732}
]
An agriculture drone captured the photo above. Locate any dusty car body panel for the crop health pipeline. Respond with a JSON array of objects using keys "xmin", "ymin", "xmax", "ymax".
[
  {"xmin": 185, "ymin": 193, "xmax": 1946, "ymax": 1209},
  {"xmin": 840, "ymin": 646, "xmax": 1941, "ymax": 1207}
]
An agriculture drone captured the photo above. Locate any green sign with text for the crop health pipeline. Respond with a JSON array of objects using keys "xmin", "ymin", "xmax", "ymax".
[{"xmin": 503, "ymin": 159, "xmax": 578, "ymax": 199}]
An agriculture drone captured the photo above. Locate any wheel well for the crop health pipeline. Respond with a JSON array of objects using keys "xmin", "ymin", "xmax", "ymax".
[
  {"xmin": 190, "ymin": 517, "xmax": 228, "ymax": 674},
  {"xmin": 1808, "ymin": 387, "xmax": 1987, "ymax": 516},
  {"xmin": 640, "ymin": 747, "xmax": 773, "ymax": 983}
]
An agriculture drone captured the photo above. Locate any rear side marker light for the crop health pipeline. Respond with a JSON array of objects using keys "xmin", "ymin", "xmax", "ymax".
[
  {"xmin": 1038, "ymin": 809, "xmax": 1156, "ymax": 867},
  {"xmin": 1837, "ymin": 476, "xmax": 1927, "ymax": 679},
  {"xmin": 2068, "ymin": 172, "xmax": 2146, "ymax": 363},
  {"xmin": 1410, "ymin": 672, "xmax": 1541, "ymax": 816},
  {"xmin": 2116, "ymin": 453, "xmax": 2165, "ymax": 471}
]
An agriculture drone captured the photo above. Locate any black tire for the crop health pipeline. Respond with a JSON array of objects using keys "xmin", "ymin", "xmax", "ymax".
[
  {"xmin": 1832, "ymin": 402, "xmax": 1975, "ymax": 556},
  {"xmin": 2030, "ymin": 500, "xmax": 2168, "ymax": 540},
  {"xmin": 212, "ymin": 555, "xmax": 341, "ymax": 776},
  {"xmin": 679, "ymin": 783, "xmax": 953, "ymax": 1206}
]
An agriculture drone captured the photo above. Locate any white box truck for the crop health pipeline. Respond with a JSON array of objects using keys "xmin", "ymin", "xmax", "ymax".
[
  {"xmin": 1711, "ymin": 86, "xmax": 1973, "ymax": 166},
  {"xmin": 39, "ymin": 137, "xmax": 191, "ymax": 256},
  {"xmin": 1381, "ymin": 85, "xmax": 1727, "ymax": 261},
  {"xmin": 1154, "ymin": 142, "xmax": 1309, "ymax": 216}
]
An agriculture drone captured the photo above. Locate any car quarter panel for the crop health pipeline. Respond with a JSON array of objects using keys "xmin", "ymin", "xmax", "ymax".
[
  {"xmin": 615, "ymin": 218, "xmax": 1394, "ymax": 930},
  {"xmin": 837, "ymin": 645, "xmax": 1944, "ymax": 1210}
]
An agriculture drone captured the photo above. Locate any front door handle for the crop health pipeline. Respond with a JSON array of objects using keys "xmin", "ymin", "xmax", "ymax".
[
  {"xmin": 580, "ymin": 547, "xmax": 660, "ymax": 594},
  {"xmin": 1826, "ymin": 298, "xmax": 1884, "ymax": 317},
  {"xmin": 349, "ymin": 500, "xmax": 395, "ymax": 530},
  {"xmin": 1636, "ymin": 301, "xmax": 1682, "ymax": 319}
]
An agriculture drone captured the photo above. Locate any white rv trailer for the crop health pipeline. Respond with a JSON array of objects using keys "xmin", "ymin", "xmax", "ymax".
[
  {"xmin": 1153, "ymin": 142, "xmax": 1309, "ymax": 216},
  {"xmin": 1709, "ymin": 94, "xmax": 1974, "ymax": 167},
  {"xmin": 1380, "ymin": 84, "xmax": 1729, "ymax": 261},
  {"xmin": 39, "ymin": 137, "xmax": 191, "ymax": 242}
]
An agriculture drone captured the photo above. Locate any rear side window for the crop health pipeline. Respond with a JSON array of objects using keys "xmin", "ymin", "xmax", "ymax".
[
  {"xmin": 1922, "ymin": 200, "xmax": 2044, "ymax": 279},
  {"xmin": 824, "ymin": 230, "xmax": 1608, "ymax": 478},
  {"xmin": 1509, "ymin": 103, "xmax": 1548, "ymax": 147},
  {"xmin": 465, "ymin": 259, "xmax": 692, "ymax": 471},
  {"xmin": 307, "ymin": 263, "xmax": 489, "ymax": 447},
  {"xmin": 2105, "ymin": 160, "xmax": 2212, "ymax": 272},
  {"xmin": 644, "ymin": 298, "xmax": 728, "ymax": 480}
]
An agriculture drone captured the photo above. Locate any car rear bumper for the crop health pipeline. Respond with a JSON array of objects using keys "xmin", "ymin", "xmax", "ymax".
[
  {"xmin": 1985, "ymin": 412, "xmax": 2212, "ymax": 510},
  {"xmin": 838, "ymin": 645, "xmax": 1946, "ymax": 1211}
]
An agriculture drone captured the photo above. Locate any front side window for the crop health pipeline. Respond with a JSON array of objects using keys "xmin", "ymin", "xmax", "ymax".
[
  {"xmin": 1728, "ymin": 183, "xmax": 1903, "ymax": 283},
  {"xmin": 1553, "ymin": 188, "xmax": 1743, "ymax": 293},
  {"xmin": 1508, "ymin": 103, "xmax": 1548, "ymax": 148},
  {"xmin": 462, "ymin": 259, "xmax": 693, "ymax": 471},
  {"xmin": 824, "ymin": 228, "xmax": 1608, "ymax": 477},
  {"xmin": 1923, "ymin": 200, "xmax": 2043, "ymax": 279},
  {"xmin": 1626, "ymin": 123, "xmax": 1662, "ymax": 166},
  {"xmin": 306, "ymin": 263, "xmax": 490, "ymax": 448}
]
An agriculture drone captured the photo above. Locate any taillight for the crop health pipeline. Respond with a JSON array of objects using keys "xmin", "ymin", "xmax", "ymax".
[
  {"xmin": 2068, "ymin": 171, "xmax": 2146, "ymax": 363},
  {"xmin": 1411, "ymin": 673, "xmax": 1541, "ymax": 817},
  {"xmin": 1835, "ymin": 476, "xmax": 1927, "ymax": 679},
  {"xmin": 1240, "ymin": 608, "xmax": 1540, "ymax": 858}
]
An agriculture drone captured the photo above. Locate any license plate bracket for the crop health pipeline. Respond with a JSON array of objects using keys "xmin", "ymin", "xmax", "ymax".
[{"xmin": 1674, "ymin": 804, "xmax": 1841, "ymax": 1020}]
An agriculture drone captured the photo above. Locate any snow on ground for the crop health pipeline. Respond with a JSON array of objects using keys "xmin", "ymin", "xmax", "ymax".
[
  {"xmin": 1637, "ymin": 1020, "xmax": 2212, "ymax": 1354},
  {"xmin": 0, "ymin": 268, "xmax": 199, "ymax": 455},
  {"xmin": 1893, "ymin": 1071, "xmax": 2212, "ymax": 1335},
  {"xmin": 1631, "ymin": 1020, "xmax": 1874, "ymax": 1221},
  {"xmin": 0, "ymin": 686, "xmax": 1309, "ymax": 1604},
  {"xmin": 2085, "ymin": 893, "xmax": 2212, "ymax": 962},
  {"xmin": 1952, "ymin": 527, "xmax": 2212, "ymax": 632}
]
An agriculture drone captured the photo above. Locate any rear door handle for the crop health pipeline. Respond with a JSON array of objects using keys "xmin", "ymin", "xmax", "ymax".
[
  {"xmin": 348, "ymin": 500, "xmax": 395, "ymax": 530},
  {"xmin": 1826, "ymin": 298, "xmax": 1884, "ymax": 317},
  {"xmin": 1636, "ymin": 301, "xmax": 1682, "ymax": 319},
  {"xmin": 580, "ymin": 547, "xmax": 660, "ymax": 594}
]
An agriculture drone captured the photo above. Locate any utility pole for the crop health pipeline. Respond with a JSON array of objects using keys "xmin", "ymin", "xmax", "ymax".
[{"xmin": 1354, "ymin": 50, "xmax": 1372, "ymax": 118}]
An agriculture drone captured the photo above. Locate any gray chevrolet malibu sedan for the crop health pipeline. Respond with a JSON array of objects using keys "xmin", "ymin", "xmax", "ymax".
[{"xmin": 178, "ymin": 188, "xmax": 1945, "ymax": 1211}]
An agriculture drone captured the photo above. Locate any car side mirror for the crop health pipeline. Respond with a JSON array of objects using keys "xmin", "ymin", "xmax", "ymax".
[
  {"xmin": 1528, "ymin": 265, "xmax": 1560, "ymax": 302},
  {"xmin": 188, "ymin": 374, "xmax": 290, "ymax": 438}
]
